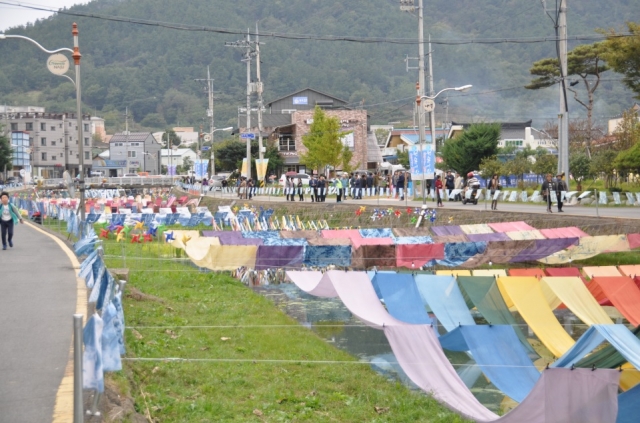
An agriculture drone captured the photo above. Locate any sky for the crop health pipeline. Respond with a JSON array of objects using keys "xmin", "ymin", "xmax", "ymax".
[{"xmin": 0, "ymin": 1, "xmax": 88, "ymax": 32}]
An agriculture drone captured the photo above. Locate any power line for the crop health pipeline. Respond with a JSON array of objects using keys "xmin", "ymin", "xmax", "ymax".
[{"xmin": 0, "ymin": 1, "xmax": 634, "ymax": 46}]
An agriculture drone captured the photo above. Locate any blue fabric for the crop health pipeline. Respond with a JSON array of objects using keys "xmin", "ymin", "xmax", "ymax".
[
  {"xmin": 367, "ymin": 270, "xmax": 396, "ymax": 299},
  {"xmin": 263, "ymin": 238, "xmax": 309, "ymax": 246},
  {"xmin": 110, "ymin": 214, "xmax": 126, "ymax": 226},
  {"xmin": 436, "ymin": 241, "xmax": 487, "ymax": 267},
  {"xmin": 178, "ymin": 215, "xmax": 202, "ymax": 227},
  {"xmin": 553, "ymin": 325, "xmax": 640, "ymax": 370},
  {"xmin": 141, "ymin": 213, "xmax": 155, "ymax": 225},
  {"xmin": 394, "ymin": 236, "xmax": 434, "ymax": 245},
  {"xmin": 67, "ymin": 211, "xmax": 78, "ymax": 236},
  {"xmin": 163, "ymin": 213, "xmax": 180, "ymax": 226},
  {"xmin": 372, "ymin": 273, "xmax": 432, "ymax": 324},
  {"xmin": 101, "ymin": 302, "xmax": 122, "ymax": 372},
  {"xmin": 439, "ymin": 325, "xmax": 540, "ymax": 403},
  {"xmin": 86, "ymin": 213, "xmax": 101, "ymax": 224},
  {"xmin": 83, "ymin": 314, "xmax": 104, "ymax": 392},
  {"xmin": 74, "ymin": 237, "xmax": 98, "ymax": 257},
  {"xmin": 303, "ymin": 246, "xmax": 351, "ymax": 267},
  {"xmin": 78, "ymin": 250, "xmax": 100, "ymax": 288},
  {"xmin": 618, "ymin": 383, "xmax": 640, "ymax": 423},
  {"xmin": 112, "ymin": 291, "xmax": 126, "ymax": 355},
  {"xmin": 359, "ymin": 228, "xmax": 394, "ymax": 238},
  {"xmin": 242, "ymin": 230, "xmax": 281, "ymax": 241},
  {"xmin": 414, "ymin": 275, "xmax": 475, "ymax": 332}
]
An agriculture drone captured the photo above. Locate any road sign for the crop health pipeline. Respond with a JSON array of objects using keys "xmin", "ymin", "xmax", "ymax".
[
  {"xmin": 240, "ymin": 133, "xmax": 255, "ymax": 139},
  {"xmin": 47, "ymin": 53, "xmax": 70, "ymax": 76},
  {"xmin": 423, "ymin": 99, "xmax": 435, "ymax": 112},
  {"xmin": 203, "ymin": 134, "xmax": 212, "ymax": 142},
  {"xmin": 201, "ymin": 146, "xmax": 211, "ymax": 151}
]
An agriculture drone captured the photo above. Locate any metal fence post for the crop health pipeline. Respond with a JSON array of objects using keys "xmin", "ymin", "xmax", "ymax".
[{"xmin": 73, "ymin": 314, "xmax": 84, "ymax": 422}]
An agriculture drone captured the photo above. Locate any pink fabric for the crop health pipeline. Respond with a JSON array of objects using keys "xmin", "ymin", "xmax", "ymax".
[
  {"xmin": 540, "ymin": 227, "xmax": 590, "ymax": 239},
  {"xmin": 396, "ymin": 244, "xmax": 446, "ymax": 268},
  {"xmin": 618, "ymin": 265, "xmax": 640, "ymax": 278},
  {"xmin": 489, "ymin": 221, "xmax": 535, "ymax": 232},
  {"xmin": 321, "ymin": 229, "xmax": 362, "ymax": 240},
  {"xmin": 627, "ymin": 233, "xmax": 640, "ymax": 250},
  {"xmin": 545, "ymin": 267, "xmax": 586, "ymax": 282},
  {"xmin": 351, "ymin": 237, "xmax": 395, "ymax": 249},
  {"xmin": 286, "ymin": 271, "xmax": 337, "ymax": 298},
  {"xmin": 508, "ymin": 268, "xmax": 545, "ymax": 279}
]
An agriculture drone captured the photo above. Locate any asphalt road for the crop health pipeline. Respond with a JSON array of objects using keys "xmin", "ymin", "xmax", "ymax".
[{"xmin": 0, "ymin": 223, "xmax": 77, "ymax": 423}]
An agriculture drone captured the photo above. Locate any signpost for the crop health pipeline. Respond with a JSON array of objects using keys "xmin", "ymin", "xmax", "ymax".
[{"xmin": 240, "ymin": 133, "xmax": 255, "ymax": 140}]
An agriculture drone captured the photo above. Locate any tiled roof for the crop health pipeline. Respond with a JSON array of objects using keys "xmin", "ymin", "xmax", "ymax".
[{"xmin": 109, "ymin": 132, "xmax": 153, "ymax": 142}]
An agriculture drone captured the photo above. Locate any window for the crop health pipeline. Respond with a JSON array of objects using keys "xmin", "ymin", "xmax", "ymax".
[
  {"xmin": 29, "ymin": 137, "xmax": 34, "ymax": 146},
  {"xmin": 76, "ymin": 154, "xmax": 79, "ymax": 159},
  {"xmin": 69, "ymin": 122, "xmax": 72, "ymax": 127},
  {"xmin": 114, "ymin": 142, "xmax": 123, "ymax": 146},
  {"xmin": 279, "ymin": 137, "xmax": 296, "ymax": 151},
  {"xmin": 51, "ymin": 155, "xmax": 56, "ymax": 160},
  {"xmin": 25, "ymin": 122, "xmax": 33, "ymax": 131},
  {"xmin": 41, "ymin": 138, "xmax": 47, "ymax": 146},
  {"xmin": 85, "ymin": 152, "xmax": 90, "ymax": 160},
  {"xmin": 128, "ymin": 151, "xmax": 137, "ymax": 158},
  {"xmin": 40, "ymin": 123, "xmax": 46, "ymax": 131},
  {"xmin": 51, "ymin": 140, "xmax": 56, "ymax": 146},
  {"xmin": 505, "ymin": 140, "xmax": 524, "ymax": 147},
  {"xmin": 84, "ymin": 124, "xmax": 89, "ymax": 132},
  {"xmin": 84, "ymin": 137, "xmax": 89, "ymax": 146},
  {"xmin": 131, "ymin": 142, "xmax": 140, "ymax": 146},
  {"xmin": 10, "ymin": 123, "xmax": 17, "ymax": 131},
  {"xmin": 41, "ymin": 152, "xmax": 47, "ymax": 161},
  {"xmin": 59, "ymin": 123, "xmax": 62, "ymax": 128},
  {"xmin": 51, "ymin": 126, "xmax": 56, "ymax": 131}
]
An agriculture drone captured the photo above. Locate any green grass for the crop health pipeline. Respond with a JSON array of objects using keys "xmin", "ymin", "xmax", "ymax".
[{"xmin": 81, "ymin": 237, "xmax": 468, "ymax": 422}]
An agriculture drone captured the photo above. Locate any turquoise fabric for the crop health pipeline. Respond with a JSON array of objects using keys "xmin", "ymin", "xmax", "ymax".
[
  {"xmin": 414, "ymin": 275, "xmax": 475, "ymax": 332},
  {"xmin": 372, "ymin": 273, "xmax": 431, "ymax": 324}
]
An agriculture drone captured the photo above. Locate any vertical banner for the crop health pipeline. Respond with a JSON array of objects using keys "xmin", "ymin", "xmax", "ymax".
[
  {"xmin": 255, "ymin": 159, "xmax": 269, "ymax": 182},
  {"xmin": 241, "ymin": 158, "xmax": 249, "ymax": 179},
  {"xmin": 409, "ymin": 144, "xmax": 436, "ymax": 181},
  {"xmin": 195, "ymin": 160, "xmax": 209, "ymax": 179},
  {"xmin": 167, "ymin": 165, "xmax": 177, "ymax": 176}
]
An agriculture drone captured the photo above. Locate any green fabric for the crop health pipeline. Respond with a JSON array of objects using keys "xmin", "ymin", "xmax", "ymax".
[
  {"xmin": 0, "ymin": 203, "xmax": 22, "ymax": 225},
  {"xmin": 577, "ymin": 326, "xmax": 640, "ymax": 369},
  {"xmin": 457, "ymin": 276, "xmax": 537, "ymax": 355}
]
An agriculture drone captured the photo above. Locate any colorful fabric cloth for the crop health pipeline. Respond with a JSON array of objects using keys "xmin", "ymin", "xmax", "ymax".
[{"xmin": 396, "ymin": 243, "xmax": 445, "ymax": 268}]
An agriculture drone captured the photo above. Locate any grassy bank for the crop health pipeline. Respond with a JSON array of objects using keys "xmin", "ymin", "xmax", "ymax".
[{"xmin": 92, "ymin": 239, "xmax": 469, "ymax": 422}]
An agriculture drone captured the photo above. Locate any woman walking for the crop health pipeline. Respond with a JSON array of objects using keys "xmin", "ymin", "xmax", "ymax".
[
  {"xmin": 487, "ymin": 174, "xmax": 501, "ymax": 210},
  {"xmin": 297, "ymin": 178, "xmax": 304, "ymax": 201},
  {"xmin": 435, "ymin": 175, "xmax": 444, "ymax": 207},
  {"xmin": 1, "ymin": 192, "xmax": 24, "ymax": 250}
]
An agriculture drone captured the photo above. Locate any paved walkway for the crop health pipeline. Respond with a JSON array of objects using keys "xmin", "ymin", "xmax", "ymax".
[{"xmin": 0, "ymin": 222, "xmax": 79, "ymax": 422}]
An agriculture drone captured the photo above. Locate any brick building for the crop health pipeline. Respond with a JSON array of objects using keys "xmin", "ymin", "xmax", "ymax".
[{"xmin": 238, "ymin": 88, "xmax": 381, "ymax": 175}]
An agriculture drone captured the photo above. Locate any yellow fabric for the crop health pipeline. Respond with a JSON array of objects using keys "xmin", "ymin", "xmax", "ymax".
[
  {"xmin": 582, "ymin": 266, "xmax": 622, "ymax": 279},
  {"xmin": 436, "ymin": 270, "xmax": 472, "ymax": 276},
  {"xmin": 538, "ymin": 235, "xmax": 630, "ymax": 265},
  {"xmin": 495, "ymin": 272, "xmax": 560, "ymax": 311},
  {"xmin": 617, "ymin": 265, "xmax": 640, "ymax": 278},
  {"xmin": 540, "ymin": 277, "xmax": 613, "ymax": 325},
  {"xmin": 168, "ymin": 230, "xmax": 201, "ymax": 249},
  {"xmin": 497, "ymin": 276, "xmax": 575, "ymax": 357},
  {"xmin": 620, "ymin": 363, "xmax": 640, "ymax": 391},
  {"xmin": 459, "ymin": 224, "xmax": 493, "ymax": 234},
  {"xmin": 505, "ymin": 230, "xmax": 545, "ymax": 240},
  {"xmin": 183, "ymin": 237, "xmax": 221, "ymax": 269},
  {"xmin": 472, "ymin": 269, "xmax": 507, "ymax": 277},
  {"xmin": 206, "ymin": 245, "xmax": 257, "ymax": 270}
]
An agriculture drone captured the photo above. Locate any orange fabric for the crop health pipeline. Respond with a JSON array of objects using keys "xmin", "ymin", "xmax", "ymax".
[
  {"xmin": 590, "ymin": 276, "xmax": 640, "ymax": 326},
  {"xmin": 585, "ymin": 280, "xmax": 614, "ymax": 307},
  {"xmin": 618, "ymin": 265, "xmax": 640, "ymax": 278},
  {"xmin": 508, "ymin": 268, "xmax": 545, "ymax": 279}
]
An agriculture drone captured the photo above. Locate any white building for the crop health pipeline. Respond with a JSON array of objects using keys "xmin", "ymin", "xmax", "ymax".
[
  {"xmin": 449, "ymin": 121, "xmax": 557, "ymax": 152},
  {"xmin": 152, "ymin": 127, "xmax": 200, "ymax": 147},
  {"xmin": 108, "ymin": 132, "xmax": 161, "ymax": 176},
  {"xmin": 160, "ymin": 148, "xmax": 197, "ymax": 168}
]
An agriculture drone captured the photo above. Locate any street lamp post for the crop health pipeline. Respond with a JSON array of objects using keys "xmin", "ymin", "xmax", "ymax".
[
  {"xmin": 0, "ymin": 24, "xmax": 86, "ymax": 221},
  {"xmin": 417, "ymin": 85, "xmax": 472, "ymax": 205}
]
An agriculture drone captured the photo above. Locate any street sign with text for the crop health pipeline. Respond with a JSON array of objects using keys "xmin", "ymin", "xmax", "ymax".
[{"xmin": 240, "ymin": 133, "xmax": 255, "ymax": 139}]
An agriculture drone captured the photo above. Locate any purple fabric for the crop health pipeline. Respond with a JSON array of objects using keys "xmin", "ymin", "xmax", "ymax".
[
  {"xmin": 217, "ymin": 231, "xmax": 263, "ymax": 245},
  {"xmin": 510, "ymin": 238, "xmax": 579, "ymax": 263},
  {"xmin": 467, "ymin": 233, "xmax": 511, "ymax": 242},
  {"xmin": 202, "ymin": 231, "xmax": 227, "ymax": 237},
  {"xmin": 255, "ymin": 246, "xmax": 304, "ymax": 270},
  {"xmin": 431, "ymin": 225, "xmax": 465, "ymax": 236}
]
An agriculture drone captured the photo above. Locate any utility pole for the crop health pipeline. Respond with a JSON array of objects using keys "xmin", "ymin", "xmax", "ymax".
[
  {"xmin": 195, "ymin": 67, "xmax": 215, "ymax": 176},
  {"xmin": 124, "ymin": 107, "xmax": 129, "ymax": 175},
  {"xmin": 427, "ymin": 34, "xmax": 437, "ymax": 161},
  {"xmin": 226, "ymin": 30, "xmax": 258, "ymax": 180},
  {"xmin": 441, "ymin": 96, "xmax": 449, "ymax": 142},
  {"xmin": 400, "ymin": 0, "xmax": 426, "ymax": 203},
  {"xmin": 255, "ymin": 23, "xmax": 265, "ymax": 166}
]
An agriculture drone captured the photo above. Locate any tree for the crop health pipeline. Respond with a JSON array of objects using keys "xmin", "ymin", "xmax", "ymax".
[
  {"xmin": 299, "ymin": 106, "xmax": 344, "ymax": 174},
  {"xmin": 0, "ymin": 128, "xmax": 12, "ymax": 175},
  {"xmin": 569, "ymin": 153, "xmax": 592, "ymax": 190},
  {"xmin": 614, "ymin": 142, "xmax": 640, "ymax": 175},
  {"xmin": 590, "ymin": 150, "xmax": 618, "ymax": 187},
  {"xmin": 532, "ymin": 153, "xmax": 558, "ymax": 178},
  {"xmin": 602, "ymin": 22, "xmax": 640, "ymax": 99},
  {"xmin": 264, "ymin": 140, "xmax": 284, "ymax": 176},
  {"xmin": 440, "ymin": 123, "xmax": 500, "ymax": 176},
  {"xmin": 140, "ymin": 113, "xmax": 167, "ymax": 129},
  {"xmin": 181, "ymin": 156, "xmax": 194, "ymax": 174},
  {"xmin": 397, "ymin": 150, "xmax": 409, "ymax": 168},
  {"xmin": 478, "ymin": 156, "xmax": 503, "ymax": 182},
  {"xmin": 526, "ymin": 43, "xmax": 609, "ymax": 146},
  {"xmin": 612, "ymin": 108, "xmax": 640, "ymax": 151},
  {"xmin": 161, "ymin": 129, "xmax": 181, "ymax": 147},
  {"xmin": 502, "ymin": 155, "xmax": 531, "ymax": 183},
  {"xmin": 214, "ymin": 139, "xmax": 247, "ymax": 171},
  {"xmin": 340, "ymin": 145, "xmax": 356, "ymax": 173}
]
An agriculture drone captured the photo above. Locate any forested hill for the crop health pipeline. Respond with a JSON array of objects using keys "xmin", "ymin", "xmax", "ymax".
[{"xmin": 0, "ymin": 0, "xmax": 636, "ymax": 132}]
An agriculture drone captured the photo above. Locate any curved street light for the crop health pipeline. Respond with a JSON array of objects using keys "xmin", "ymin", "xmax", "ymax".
[
  {"xmin": 0, "ymin": 25, "xmax": 86, "ymax": 224},
  {"xmin": 415, "ymin": 84, "xmax": 472, "ymax": 205}
]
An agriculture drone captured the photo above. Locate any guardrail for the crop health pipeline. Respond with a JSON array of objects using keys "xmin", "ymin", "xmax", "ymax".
[{"xmin": 42, "ymin": 176, "xmax": 180, "ymax": 187}]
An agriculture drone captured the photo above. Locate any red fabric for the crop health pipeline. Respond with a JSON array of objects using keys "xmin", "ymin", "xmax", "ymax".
[
  {"xmin": 584, "ymin": 280, "xmax": 614, "ymax": 307},
  {"xmin": 396, "ymin": 244, "xmax": 445, "ymax": 268},
  {"xmin": 591, "ymin": 276, "xmax": 640, "ymax": 326},
  {"xmin": 544, "ymin": 267, "xmax": 585, "ymax": 281},
  {"xmin": 508, "ymin": 268, "xmax": 545, "ymax": 279},
  {"xmin": 628, "ymin": 233, "xmax": 640, "ymax": 250}
]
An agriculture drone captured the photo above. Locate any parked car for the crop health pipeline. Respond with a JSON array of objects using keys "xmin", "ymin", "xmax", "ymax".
[
  {"xmin": 121, "ymin": 173, "xmax": 141, "ymax": 178},
  {"xmin": 279, "ymin": 173, "xmax": 311, "ymax": 187},
  {"xmin": 90, "ymin": 171, "xmax": 104, "ymax": 177}
]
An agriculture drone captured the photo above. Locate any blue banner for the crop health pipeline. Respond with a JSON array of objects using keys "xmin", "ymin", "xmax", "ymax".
[
  {"xmin": 409, "ymin": 144, "xmax": 435, "ymax": 180},
  {"xmin": 195, "ymin": 160, "xmax": 209, "ymax": 179}
]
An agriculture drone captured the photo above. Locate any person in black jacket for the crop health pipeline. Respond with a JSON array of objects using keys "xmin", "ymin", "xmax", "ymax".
[
  {"xmin": 541, "ymin": 173, "xmax": 556, "ymax": 213},
  {"xmin": 309, "ymin": 175, "xmax": 318, "ymax": 202},
  {"xmin": 445, "ymin": 171, "xmax": 455, "ymax": 199},
  {"xmin": 556, "ymin": 173, "xmax": 568, "ymax": 212},
  {"xmin": 397, "ymin": 171, "xmax": 406, "ymax": 200},
  {"xmin": 317, "ymin": 176, "xmax": 327, "ymax": 202}
]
